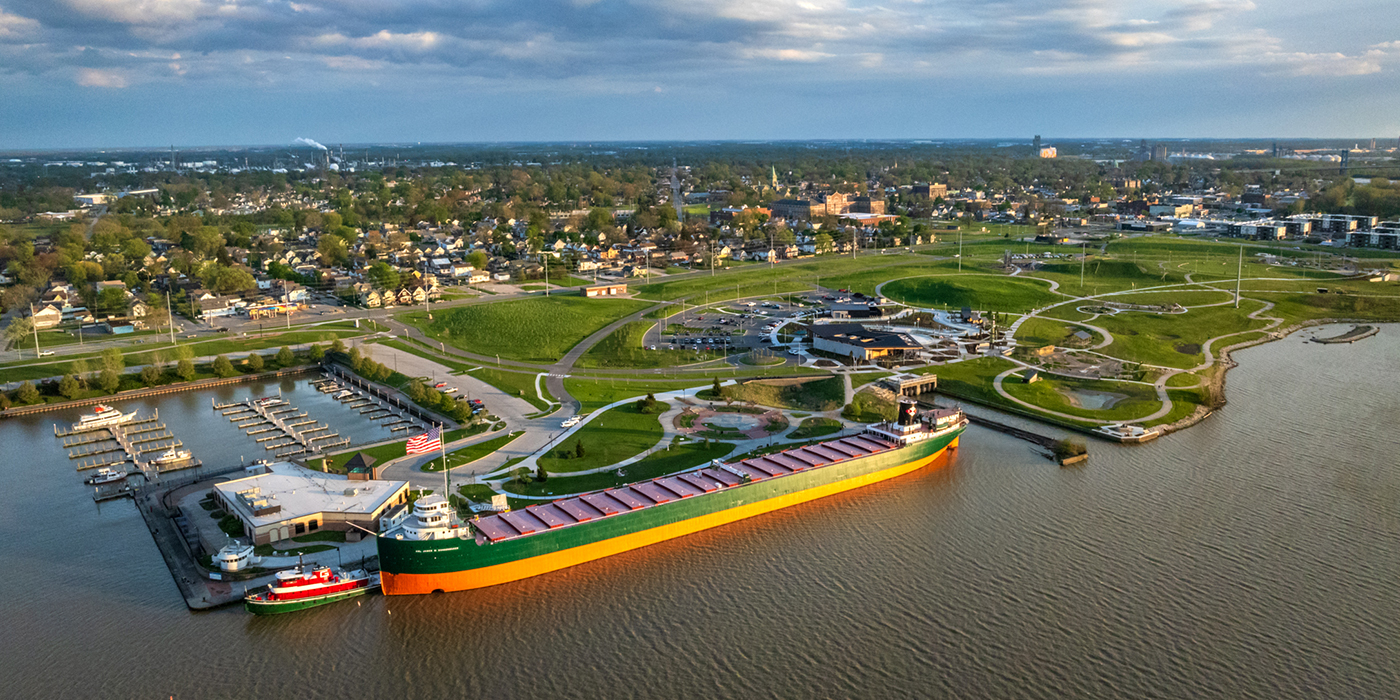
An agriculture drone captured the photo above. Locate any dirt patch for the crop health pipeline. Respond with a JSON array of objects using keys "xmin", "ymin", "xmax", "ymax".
[{"xmin": 1175, "ymin": 343, "xmax": 1201, "ymax": 355}]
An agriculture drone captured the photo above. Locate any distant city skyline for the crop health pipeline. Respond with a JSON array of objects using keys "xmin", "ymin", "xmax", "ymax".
[{"xmin": 0, "ymin": 0, "xmax": 1397, "ymax": 149}]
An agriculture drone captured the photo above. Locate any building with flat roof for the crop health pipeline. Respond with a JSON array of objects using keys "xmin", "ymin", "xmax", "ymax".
[
  {"xmin": 811, "ymin": 323, "xmax": 921, "ymax": 361},
  {"xmin": 584, "ymin": 283, "xmax": 628, "ymax": 297},
  {"xmin": 212, "ymin": 462, "xmax": 410, "ymax": 544}
]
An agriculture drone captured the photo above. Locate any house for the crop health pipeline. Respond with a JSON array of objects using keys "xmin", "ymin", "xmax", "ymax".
[
  {"xmin": 31, "ymin": 304, "xmax": 63, "ymax": 329},
  {"xmin": 584, "ymin": 284, "xmax": 628, "ymax": 298},
  {"xmin": 361, "ymin": 290, "xmax": 382, "ymax": 308}
]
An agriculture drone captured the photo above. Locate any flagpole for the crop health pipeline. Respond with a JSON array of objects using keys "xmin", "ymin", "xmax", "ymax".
[{"xmin": 439, "ymin": 423, "xmax": 449, "ymax": 503}]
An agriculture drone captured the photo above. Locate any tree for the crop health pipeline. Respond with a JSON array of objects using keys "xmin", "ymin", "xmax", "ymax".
[
  {"xmin": 246, "ymin": 353, "xmax": 264, "ymax": 372},
  {"xmin": 575, "ymin": 439, "xmax": 585, "ymax": 459},
  {"xmin": 711, "ymin": 377, "xmax": 722, "ymax": 395},
  {"xmin": 212, "ymin": 355, "xmax": 236, "ymax": 377},
  {"xmin": 317, "ymin": 236, "xmax": 349, "ymax": 267},
  {"xmin": 466, "ymin": 250, "xmax": 489, "ymax": 270},
  {"xmin": 16, "ymin": 381, "xmax": 39, "ymax": 404},
  {"xmin": 140, "ymin": 365, "xmax": 162, "ymax": 386},
  {"xmin": 94, "ymin": 287, "xmax": 129, "ymax": 316},
  {"xmin": 348, "ymin": 347, "xmax": 363, "ymax": 372},
  {"xmin": 98, "ymin": 368, "xmax": 120, "ymax": 393},
  {"xmin": 176, "ymin": 358, "xmax": 195, "ymax": 381},
  {"xmin": 3, "ymin": 315, "xmax": 34, "ymax": 349},
  {"xmin": 308, "ymin": 344, "xmax": 325, "ymax": 361},
  {"xmin": 330, "ymin": 338, "xmax": 347, "ymax": 354},
  {"xmin": 0, "ymin": 392, "xmax": 10, "ymax": 410},
  {"xmin": 59, "ymin": 374, "xmax": 81, "ymax": 400},
  {"xmin": 100, "ymin": 348, "xmax": 124, "ymax": 373},
  {"xmin": 276, "ymin": 346, "xmax": 294, "ymax": 367},
  {"xmin": 366, "ymin": 261, "xmax": 400, "ymax": 290}
]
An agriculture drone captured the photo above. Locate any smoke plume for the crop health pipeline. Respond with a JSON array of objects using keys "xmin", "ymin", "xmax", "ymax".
[{"xmin": 295, "ymin": 137, "xmax": 328, "ymax": 150}]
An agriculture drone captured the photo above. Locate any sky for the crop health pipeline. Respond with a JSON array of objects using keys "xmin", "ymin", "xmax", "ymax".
[{"xmin": 0, "ymin": 0, "xmax": 1398, "ymax": 149}]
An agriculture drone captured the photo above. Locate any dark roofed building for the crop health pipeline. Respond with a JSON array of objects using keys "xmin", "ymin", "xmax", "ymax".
[
  {"xmin": 344, "ymin": 452, "xmax": 382, "ymax": 481},
  {"xmin": 811, "ymin": 323, "xmax": 921, "ymax": 361}
]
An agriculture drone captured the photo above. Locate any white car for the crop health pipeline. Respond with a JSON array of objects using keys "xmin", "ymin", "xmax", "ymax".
[{"xmin": 561, "ymin": 416, "xmax": 581, "ymax": 428}]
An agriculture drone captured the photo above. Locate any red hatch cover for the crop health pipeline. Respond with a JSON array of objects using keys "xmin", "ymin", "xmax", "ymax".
[
  {"xmin": 527, "ymin": 504, "xmax": 573, "ymax": 528},
  {"xmin": 581, "ymin": 492, "xmax": 626, "ymax": 516},
  {"xmin": 607, "ymin": 488, "xmax": 651, "ymax": 510},
  {"xmin": 631, "ymin": 482, "xmax": 674, "ymax": 504},
  {"xmin": 556, "ymin": 499, "xmax": 599, "ymax": 522},
  {"xmin": 679, "ymin": 473, "xmax": 718, "ymax": 493}
]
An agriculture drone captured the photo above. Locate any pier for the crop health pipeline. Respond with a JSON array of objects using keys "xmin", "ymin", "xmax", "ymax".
[
  {"xmin": 218, "ymin": 394, "xmax": 349, "ymax": 457},
  {"xmin": 54, "ymin": 411, "xmax": 199, "ymax": 481}
]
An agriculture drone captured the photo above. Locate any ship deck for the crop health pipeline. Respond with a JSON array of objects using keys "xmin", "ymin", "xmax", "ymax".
[{"xmin": 468, "ymin": 434, "xmax": 899, "ymax": 545}]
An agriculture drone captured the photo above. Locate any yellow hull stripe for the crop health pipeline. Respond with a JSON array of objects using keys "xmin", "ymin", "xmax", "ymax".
[{"xmin": 383, "ymin": 438, "xmax": 957, "ymax": 595}]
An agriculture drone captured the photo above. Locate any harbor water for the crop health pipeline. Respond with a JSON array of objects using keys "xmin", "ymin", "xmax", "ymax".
[{"xmin": 3, "ymin": 326, "xmax": 1399, "ymax": 698}]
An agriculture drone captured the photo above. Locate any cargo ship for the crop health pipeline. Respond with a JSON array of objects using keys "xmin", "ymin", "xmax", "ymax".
[{"xmin": 377, "ymin": 400, "xmax": 967, "ymax": 595}]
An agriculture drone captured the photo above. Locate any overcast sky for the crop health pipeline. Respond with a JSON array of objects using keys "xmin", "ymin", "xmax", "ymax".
[{"xmin": 0, "ymin": 0, "xmax": 1397, "ymax": 149}]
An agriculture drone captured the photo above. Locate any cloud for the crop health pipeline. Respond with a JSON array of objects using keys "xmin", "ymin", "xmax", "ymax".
[
  {"xmin": 0, "ymin": 10, "xmax": 40, "ymax": 39},
  {"xmin": 75, "ymin": 67, "xmax": 128, "ymax": 87}
]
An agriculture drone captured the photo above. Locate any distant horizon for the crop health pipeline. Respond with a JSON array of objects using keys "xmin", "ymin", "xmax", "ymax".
[{"xmin": 2, "ymin": 136, "xmax": 1395, "ymax": 156}]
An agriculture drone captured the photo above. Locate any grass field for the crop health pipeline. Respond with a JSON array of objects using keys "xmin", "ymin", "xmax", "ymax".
[
  {"xmin": 911, "ymin": 357, "xmax": 1018, "ymax": 404},
  {"xmin": 1099, "ymin": 289, "xmax": 1237, "ymax": 307},
  {"xmin": 1014, "ymin": 317, "xmax": 1102, "ymax": 348},
  {"xmin": 575, "ymin": 321, "xmax": 723, "ymax": 369},
  {"xmin": 880, "ymin": 274, "xmax": 1061, "ymax": 313},
  {"xmin": 842, "ymin": 388, "xmax": 895, "ymax": 422},
  {"xmin": 1092, "ymin": 302, "xmax": 1270, "ymax": 368},
  {"xmin": 788, "ymin": 416, "xmax": 843, "ymax": 439},
  {"xmin": 1001, "ymin": 372, "xmax": 1162, "ymax": 421},
  {"xmin": 0, "ymin": 327, "xmax": 366, "ymax": 382},
  {"xmin": 721, "ymin": 376, "xmax": 844, "ymax": 411},
  {"xmin": 506, "ymin": 439, "xmax": 734, "ymax": 498},
  {"xmin": 537, "ymin": 402, "xmax": 668, "ymax": 473},
  {"xmin": 319, "ymin": 424, "xmax": 488, "ymax": 472},
  {"xmin": 399, "ymin": 296, "xmax": 653, "ymax": 364},
  {"xmin": 375, "ymin": 338, "xmax": 552, "ymax": 411},
  {"xmin": 423, "ymin": 431, "xmax": 524, "ymax": 471}
]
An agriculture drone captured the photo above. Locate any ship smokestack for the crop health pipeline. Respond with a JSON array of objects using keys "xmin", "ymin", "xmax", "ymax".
[{"xmin": 897, "ymin": 399, "xmax": 919, "ymax": 427}]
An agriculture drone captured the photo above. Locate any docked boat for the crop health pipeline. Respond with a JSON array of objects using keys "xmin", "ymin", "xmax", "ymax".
[
  {"xmin": 72, "ymin": 404, "xmax": 136, "ymax": 431},
  {"xmin": 244, "ymin": 563, "xmax": 380, "ymax": 614},
  {"xmin": 377, "ymin": 400, "xmax": 968, "ymax": 595},
  {"xmin": 151, "ymin": 448, "xmax": 192, "ymax": 466},
  {"xmin": 334, "ymin": 390, "xmax": 353, "ymax": 400},
  {"xmin": 86, "ymin": 467, "xmax": 129, "ymax": 485}
]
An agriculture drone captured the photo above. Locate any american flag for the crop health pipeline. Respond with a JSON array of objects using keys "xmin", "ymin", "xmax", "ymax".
[{"xmin": 405, "ymin": 426, "xmax": 442, "ymax": 454}]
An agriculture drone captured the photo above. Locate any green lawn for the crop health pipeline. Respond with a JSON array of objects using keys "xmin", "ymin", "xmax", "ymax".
[
  {"xmin": 880, "ymin": 275, "xmax": 1062, "ymax": 313},
  {"xmin": 575, "ymin": 321, "xmax": 723, "ymax": 369},
  {"xmin": 1014, "ymin": 317, "xmax": 1102, "ymax": 348},
  {"xmin": 720, "ymin": 376, "xmax": 844, "ymax": 411},
  {"xmin": 788, "ymin": 417, "xmax": 844, "ymax": 439},
  {"xmin": 1091, "ymin": 302, "xmax": 1270, "ymax": 368},
  {"xmin": 423, "ymin": 431, "xmax": 524, "ymax": 471},
  {"xmin": 319, "ymin": 424, "xmax": 488, "ymax": 472},
  {"xmin": 912, "ymin": 357, "xmax": 1019, "ymax": 404},
  {"xmin": 506, "ymin": 439, "xmax": 734, "ymax": 498},
  {"xmin": 1099, "ymin": 289, "xmax": 1237, "ymax": 307},
  {"xmin": 1001, "ymin": 372, "xmax": 1162, "ymax": 421},
  {"xmin": 537, "ymin": 402, "xmax": 669, "ymax": 473},
  {"xmin": 399, "ymin": 296, "xmax": 653, "ymax": 364},
  {"xmin": 374, "ymin": 339, "xmax": 550, "ymax": 411},
  {"xmin": 842, "ymin": 388, "xmax": 896, "ymax": 423}
]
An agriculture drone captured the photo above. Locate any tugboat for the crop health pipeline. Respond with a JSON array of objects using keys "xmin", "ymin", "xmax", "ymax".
[
  {"xmin": 244, "ymin": 560, "xmax": 380, "ymax": 615},
  {"xmin": 85, "ymin": 467, "xmax": 128, "ymax": 485},
  {"xmin": 72, "ymin": 404, "xmax": 137, "ymax": 431},
  {"xmin": 151, "ymin": 448, "xmax": 193, "ymax": 466}
]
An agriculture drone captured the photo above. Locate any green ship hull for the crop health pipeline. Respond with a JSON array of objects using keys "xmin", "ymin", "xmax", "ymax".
[{"xmin": 379, "ymin": 425, "xmax": 964, "ymax": 595}]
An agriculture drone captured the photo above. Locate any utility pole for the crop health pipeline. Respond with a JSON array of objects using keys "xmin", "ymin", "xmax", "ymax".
[
  {"xmin": 166, "ymin": 291, "xmax": 176, "ymax": 346},
  {"xmin": 1080, "ymin": 242, "xmax": 1086, "ymax": 289},
  {"xmin": 29, "ymin": 303, "xmax": 40, "ymax": 358},
  {"xmin": 543, "ymin": 253, "xmax": 550, "ymax": 296},
  {"xmin": 1235, "ymin": 245, "xmax": 1243, "ymax": 309},
  {"xmin": 957, "ymin": 227, "xmax": 963, "ymax": 272}
]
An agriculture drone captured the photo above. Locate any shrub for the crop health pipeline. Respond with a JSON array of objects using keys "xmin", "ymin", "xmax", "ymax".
[
  {"xmin": 59, "ymin": 374, "xmax": 81, "ymax": 400},
  {"xmin": 212, "ymin": 355, "xmax": 236, "ymax": 377},
  {"xmin": 1051, "ymin": 439, "xmax": 1087, "ymax": 461},
  {"xmin": 16, "ymin": 381, "xmax": 39, "ymax": 404},
  {"xmin": 98, "ymin": 368, "xmax": 120, "ymax": 393},
  {"xmin": 176, "ymin": 358, "xmax": 195, "ymax": 381},
  {"xmin": 246, "ymin": 353, "xmax": 264, "ymax": 372},
  {"xmin": 308, "ymin": 344, "xmax": 325, "ymax": 360},
  {"xmin": 276, "ymin": 346, "xmax": 294, "ymax": 366},
  {"xmin": 140, "ymin": 365, "xmax": 163, "ymax": 387}
]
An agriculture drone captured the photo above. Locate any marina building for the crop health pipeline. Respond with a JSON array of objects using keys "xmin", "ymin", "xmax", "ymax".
[
  {"xmin": 212, "ymin": 462, "xmax": 410, "ymax": 544},
  {"xmin": 811, "ymin": 323, "xmax": 922, "ymax": 362}
]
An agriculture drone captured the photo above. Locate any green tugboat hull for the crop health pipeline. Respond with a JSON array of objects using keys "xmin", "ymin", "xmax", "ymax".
[{"xmin": 243, "ymin": 585, "xmax": 376, "ymax": 615}]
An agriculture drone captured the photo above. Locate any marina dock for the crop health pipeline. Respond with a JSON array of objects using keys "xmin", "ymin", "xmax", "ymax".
[{"xmin": 217, "ymin": 394, "xmax": 350, "ymax": 457}]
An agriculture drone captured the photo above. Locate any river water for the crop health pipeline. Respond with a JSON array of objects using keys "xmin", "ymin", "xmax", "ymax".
[{"xmin": 4, "ymin": 327, "xmax": 1399, "ymax": 699}]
